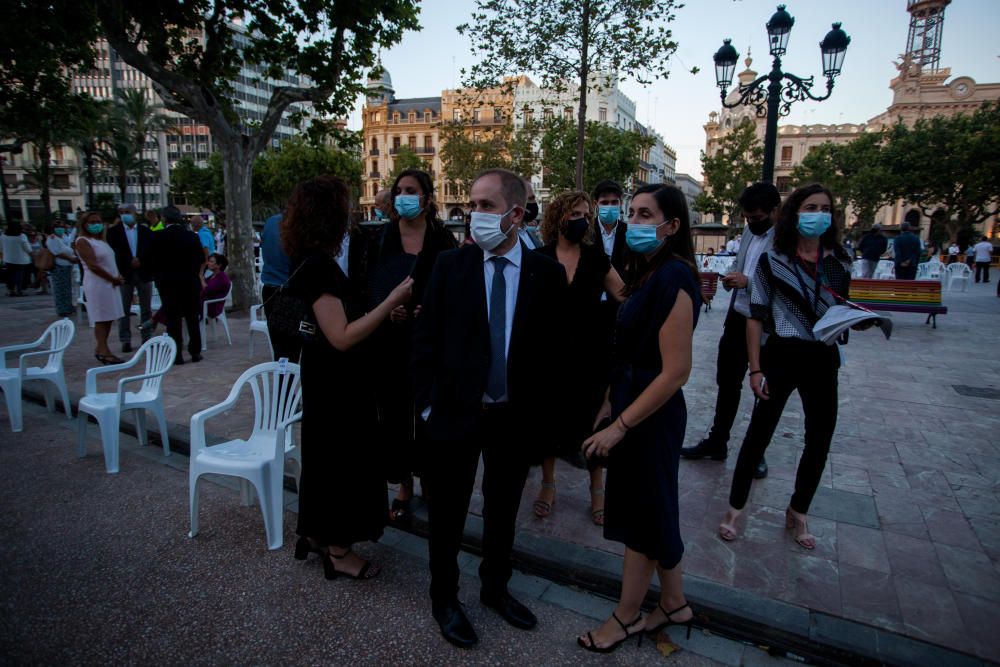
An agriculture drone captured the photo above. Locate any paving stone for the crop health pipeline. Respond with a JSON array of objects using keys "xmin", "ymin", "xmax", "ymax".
[
  {"xmin": 837, "ymin": 523, "xmax": 891, "ymax": 573},
  {"xmin": 933, "ymin": 543, "xmax": 1000, "ymax": 601},
  {"xmin": 838, "ymin": 563, "xmax": 903, "ymax": 633},
  {"xmin": 892, "ymin": 577, "xmax": 967, "ymax": 651},
  {"xmin": 808, "ymin": 486, "xmax": 879, "ymax": 529},
  {"xmin": 921, "ymin": 508, "xmax": 985, "ymax": 551},
  {"xmin": 884, "ymin": 532, "xmax": 948, "ymax": 587}
]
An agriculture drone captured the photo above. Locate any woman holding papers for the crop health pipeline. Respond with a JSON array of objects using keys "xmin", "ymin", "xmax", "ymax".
[{"xmin": 719, "ymin": 184, "xmax": 852, "ymax": 549}]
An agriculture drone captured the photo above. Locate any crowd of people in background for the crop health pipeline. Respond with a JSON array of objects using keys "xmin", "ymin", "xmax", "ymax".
[{"xmin": 1, "ymin": 168, "xmax": 996, "ymax": 653}]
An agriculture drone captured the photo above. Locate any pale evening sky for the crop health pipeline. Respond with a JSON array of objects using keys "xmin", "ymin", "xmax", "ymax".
[{"xmin": 346, "ymin": 0, "xmax": 1000, "ymax": 182}]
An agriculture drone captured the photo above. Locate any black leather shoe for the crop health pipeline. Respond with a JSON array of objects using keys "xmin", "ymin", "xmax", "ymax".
[
  {"xmin": 681, "ymin": 438, "xmax": 727, "ymax": 461},
  {"xmin": 480, "ymin": 590, "xmax": 537, "ymax": 630},
  {"xmin": 754, "ymin": 457, "xmax": 768, "ymax": 479},
  {"xmin": 122, "ymin": 342, "xmax": 133, "ymax": 353},
  {"xmin": 432, "ymin": 600, "xmax": 478, "ymax": 649},
  {"xmin": 190, "ymin": 353, "xmax": 203, "ymax": 362}
]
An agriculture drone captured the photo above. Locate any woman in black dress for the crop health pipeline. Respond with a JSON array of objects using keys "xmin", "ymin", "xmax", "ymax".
[
  {"xmin": 284, "ymin": 176, "xmax": 413, "ymax": 580},
  {"xmin": 370, "ymin": 169, "xmax": 458, "ymax": 524},
  {"xmin": 532, "ymin": 190, "xmax": 624, "ymax": 525},
  {"xmin": 577, "ymin": 184, "xmax": 700, "ymax": 652}
]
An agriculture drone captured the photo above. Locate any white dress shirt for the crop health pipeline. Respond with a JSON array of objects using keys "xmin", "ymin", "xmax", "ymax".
[
  {"xmin": 482, "ymin": 240, "xmax": 522, "ymax": 403},
  {"xmin": 599, "ymin": 222, "xmax": 617, "ymax": 258},
  {"xmin": 732, "ymin": 224, "xmax": 774, "ymax": 318},
  {"xmin": 518, "ymin": 227, "xmax": 537, "ymax": 250},
  {"xmin": 124, "ymin": 223, "xmax": 138, "ymax": 257}
]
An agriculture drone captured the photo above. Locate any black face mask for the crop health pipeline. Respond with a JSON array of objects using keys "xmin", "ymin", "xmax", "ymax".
[
  {"xmin": 748, "ymin": 217, "xmax": 772, "ymax": 236},
  {"xmin": 563, "ymin": 217, "xmax": 588, "ymax": 243},
  {"xmin": 523, "ymin": 202, "xmax": 539, "ymax": 223}
]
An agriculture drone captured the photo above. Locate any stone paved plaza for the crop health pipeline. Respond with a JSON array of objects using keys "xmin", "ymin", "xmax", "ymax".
[{"xmin": 1, "ymin": 279, "xmax": 999, "ymax": 663}]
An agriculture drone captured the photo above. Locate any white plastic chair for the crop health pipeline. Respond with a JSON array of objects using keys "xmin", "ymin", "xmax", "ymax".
[
  {"xmin": 200, "ymin": 284, "xmax": 233, "ymax": 351},
  {"xmin": 874, "ymin": 260, "xmax": 895, "ymax": 279},
  {"xmin": 188, "ymin": 361, "xmax": 303, "ymax": 550},
  {"xmin": 945, "ymin": 262, "xmax": 972, "ymax": 291},
  {"xmin": 248, "ymin": 304, "xmax": 273, "ymax": 359},
  {"xmin": 0, "ymin": 319, "xmax": 75, "ymax": 432},
  {"xmin": 77, "ymin": 334, "xmax": 176, "ymax": 473}
]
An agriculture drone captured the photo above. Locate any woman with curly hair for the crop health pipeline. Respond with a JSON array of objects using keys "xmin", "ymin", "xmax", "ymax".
[
  {"xmin": 284, "ymin": 175, "xmax": 413, "ymax": 580},
  {"xmin": 532, "ymin": 190, "xmax": 625, "ymax": 525},
  {"xmin": 577, "ymin": 183, "xmax": 699, "ymax": 652},
  {"xmin": 369, "ymin": 169, "xmax": 457, "ymax": 525},
  {"xmin": 719, "ymin": 183, "xmax": 853, "ymax": 549}
]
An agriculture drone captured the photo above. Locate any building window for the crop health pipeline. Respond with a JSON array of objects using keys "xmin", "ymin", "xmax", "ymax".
[
  {"xmin": 424, "ymin": 111, "xmax": 431, "ymax": 122},
  {"xmin": 494, "ymin": 107, "xmax": 503, "ymax": 123},
  {"xmin": 780, "ymin": 145, "xmax": 793, "ymax": 164},
  {"xmin": 598, "ymin": 107, "xmax": 607, "ymax": 122},
  {"xmin": 424, "ymin": 135, "xmax": 433, "ymax": 150},
  {"xmin": 392, "ymin": 137, "xmax": 401, "ymax": 150},
  {"xmin": 473, "ymin": 109, "xmax": 481, "ymax": 123},
  {"xmin": 393, "ymin": 112, "xmax": 400, "ymax": 123},
  {"xmin": 372, "ymin": 160, "xmax": 378, "ymax": 173},
  {"xmin": 408, "ymin": 112, "xmax": 416, "ymax": 123},
  {"xmin": 371, "ymin": 138, "xmax": 378, "ymax": 151},
  {"xmin": 408, "ymin": 135, "xmax": 416, "ymax": 149},
  {"xmin": 523, "ymin": 107, "xmax": 534, "ymax": 124},
  {"xmin": 776, "ymin": 177, "xmax": 792, "ymax": 194},
  {"xmin": 452, "ymin": 109, "xmax": 462, "ymax": 122},
  {"xmin": 564, "ymin": 107, "xmax": 573, "ymax": 120},
  {"xmin": 543, "ymin": 108, "xmax": 553, "ymax": 121}
]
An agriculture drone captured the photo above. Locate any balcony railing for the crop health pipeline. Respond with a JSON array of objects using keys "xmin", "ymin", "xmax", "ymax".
[
  {"xmin": 369, "ymin": 171, "xmax": 381, "ymax": 179},
  {"xmin": 369, "ymin": 148, "xmax": 380, "ymax": 156},
  {"xmin": 415, "ymin": 147, "xmax": 435, "ymax": 154}
]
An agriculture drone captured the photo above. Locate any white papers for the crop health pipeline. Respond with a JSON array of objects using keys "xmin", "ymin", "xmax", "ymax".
[{"xmin": 813, "ymin": 304, "xmax": 893, "ymax": 344}]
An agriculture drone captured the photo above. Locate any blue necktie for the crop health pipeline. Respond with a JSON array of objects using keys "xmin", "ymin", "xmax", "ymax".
[{"xmin": 486, "ymin": 256, "xmax": 508, "ymax": 401}]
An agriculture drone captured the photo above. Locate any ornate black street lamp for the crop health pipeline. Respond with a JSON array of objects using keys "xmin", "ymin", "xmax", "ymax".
[{"xmin": 713, "ymin": 5, "xmax": 850, "ymax": 183}]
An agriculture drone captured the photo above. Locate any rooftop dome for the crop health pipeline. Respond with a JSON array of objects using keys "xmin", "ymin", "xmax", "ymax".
[{"xmin": 366, "ymin": 67, "xmax": 395, "ymax": 104}]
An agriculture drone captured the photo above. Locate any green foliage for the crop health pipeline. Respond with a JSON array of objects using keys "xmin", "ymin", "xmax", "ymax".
[
  {"xmin": 114, "ymin": 89, "xmax": 172, "ymax": 212},
  {"xmin": 439, "ymin": 123, "xmax": 517, "ymax": 197},
  {"xmin": 458, "ymin": 0, "xmax": 680, "ymax": 189},
  {"xmin": 538, "ymin": 117, "xmax": 653, "ymax": 195},
  {"xmin": 170, "ymin": 153, "xmax": 225, "ymax": 213},
  {"xmin": 886, "ymin": 102, "xmax": 1000, "ymax": 241},
  {"xmin": 693, "ymin": 119, "xmax": 763, "ymax": 223},
  {"xmin": 254, "ymin": 137, "xmax": 363, "ymax": 213},
  {"xmin": 791, "ymin": 132, "xmax": 900, "ymax": 231},
  {"xmin": 383, "ymin": 145, "xmax": 427, "ymax": 188}
]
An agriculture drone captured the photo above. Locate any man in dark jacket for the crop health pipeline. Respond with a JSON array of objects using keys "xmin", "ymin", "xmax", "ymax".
[
  {"xmin": 142, "ymin": 206, "xmax": 204, "ymax": 363},
  {"xmin": 107, "ymin": 203, "xmax": 154, "ymax": 352},
  {"xmin": 893, "ymin": 222, "xmax": 922, "ymax": 280},
  {"xmin": 857, "ymin": 224, "xmax": 888, "ymax": 278}
]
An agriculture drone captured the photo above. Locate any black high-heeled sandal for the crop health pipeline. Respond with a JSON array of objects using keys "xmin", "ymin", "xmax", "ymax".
[
  {"xmin": 389, "ymin": 498, "xmax": 412, "ymax": 526},
  {"xmin": 322, "ymin": 548, "xmax": 380, "ymax": 581},
  {"xmin": 293, "ymin": 536, "xmax": 323, "ymax": 560},
  {"xmin": 577, "ymin": 612, "xmax": 643, "ymax": 653},
  {"xmin": 645, "ymin": 602, "xmax": 693, "ymax": 640}
]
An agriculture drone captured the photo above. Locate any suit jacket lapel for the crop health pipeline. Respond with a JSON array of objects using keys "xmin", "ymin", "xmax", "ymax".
[{"xmin": 467, "ymin": 245, "xmax": 489, "ymax": 341}]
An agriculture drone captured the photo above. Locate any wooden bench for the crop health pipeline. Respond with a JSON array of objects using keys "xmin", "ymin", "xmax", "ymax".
[
  {"xmin": 698, "ymin": 272, "xmax": 719, "ymax": 312},
  {"xmin": 849, "ymin": 278, "xmax": 948, "ymax": 328}
]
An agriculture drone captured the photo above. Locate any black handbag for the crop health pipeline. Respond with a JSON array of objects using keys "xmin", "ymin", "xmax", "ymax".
[{"xmin": 263, "ymin": 263, "xmax": 316, "ymax": 341}]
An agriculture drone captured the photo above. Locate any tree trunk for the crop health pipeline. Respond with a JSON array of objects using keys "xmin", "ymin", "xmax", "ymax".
[
  {"xmin": 118, "ymin": 167, "xmax": 127, "ymax": 204},
  {"xmin": 575, "ymin": 0, "xmax": 591, "ymax": 191},
  {"xmin": 139, "ymin": 167, "xmax": 146, "ymax": 214},
  {"xmin": 0, "ymin": 157, "xmax": 11, "ymax": 222},
  {"xmin": 220, "ymin": 142, "xmax": 256, "ymax": 310},
  {"xmin": 38, "ymin": 142, "xmax": 53, "ymax": 225}
]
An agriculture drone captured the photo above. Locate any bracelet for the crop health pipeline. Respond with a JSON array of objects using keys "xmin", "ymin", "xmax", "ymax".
[
  {"xmin": 618, "ymin": 415, "xmax": 631, "ymax": 431},
  {"xmin": 749, "ymin": 370, "xmax": 764, "ymax": 376}
]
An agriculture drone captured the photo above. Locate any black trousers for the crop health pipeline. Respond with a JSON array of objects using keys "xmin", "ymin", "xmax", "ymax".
[
  {"xmin": 729, "ymin": 337, "xmax": 839, "ymax": 514},
  {"xmin": 896, "ymin": 264, "xmax": 917, "ymax": 280},
  {"xmin": 426, "ymin": 404, "xmax": 529, "ymax": 604},
  {"xmin": 975, "ymin": 262, "xmax": 990, "ymax": 283},
  {"xmin": 261, "ymin": 284, "xmax": 302, "ymax": 363},
  {"xmin": 158, "ymin": 280, "xmax": 201, "ymax": 357},
  {"xmin": 707, "ymin": 309, "xmax": 749, "ymax": 448}
]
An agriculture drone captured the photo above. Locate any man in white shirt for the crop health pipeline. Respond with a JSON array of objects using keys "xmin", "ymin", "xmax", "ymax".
[
  {"xmin": 682, "ymin": 183, "xmax": 780, "ymax": 480},
  {"xmin": 516, "ymin": 179, "xmax": 541, "ymax": 249},
  {"xmin": 973, "ymin": 236, "xmax": 994, "ymax": 283},
  {"xmin": 107, "ymin": 203, "xmax": 153, "ymax": 352},
  {"xmin": 725, "ymin": 235, "xmax": 740, "ymax": 255}
]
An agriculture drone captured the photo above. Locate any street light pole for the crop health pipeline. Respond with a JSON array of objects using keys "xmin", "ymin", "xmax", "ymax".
[{"xmin": 713, "ymin": 5, "xmax": 850, "ymax": 184}]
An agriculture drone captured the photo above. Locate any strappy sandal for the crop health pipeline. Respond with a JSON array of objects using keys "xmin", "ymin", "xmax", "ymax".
[
  {"xmin": 786, "ymin": 508, "xmax": 816, "ymax": 549},
  {"xmin": 719, "ymin": 509, "xmax": 741, "ymax": 542},
  {"xmin": 389, "ymin": 498, "xmax": 412, "ymax": 526},
  {"xmin": 94, "ymin": 353, "xmax": 125, "ymax": 365},
  {"xmin": 322, "ymin": 548, "xmax": 380, "ymax": 580},
  {"xmin": 577, "ymin": 612, "xmax": 643, "ymax": 653},
  {"xmin": 645, "ymin": 602, "xmax": 694, "ymax": 640},
  {"xmin": 590, "ymin": 486, "xmax": 605, "ymax": 526},
  {"xmin": 533, "ymin": 481, "xmax": 556, "ymax": 518}
]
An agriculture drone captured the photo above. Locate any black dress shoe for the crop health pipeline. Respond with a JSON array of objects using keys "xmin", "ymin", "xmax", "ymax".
[
  {"xmin": 174, "ymin": 356, "xmax": 185, "ymax": 366},
  {"xmin": 432, "ymin": 600, "xmax": 478, "ymax": 649},
  {"xmin": 190, "ymin": 353, "xmax": 203, "ymax": 362},
  {"xmin": 480, "ymin": 590, "xmax": 537, "ymax": 630},
  {"xmin": 681, "ymin": 438, "xmax": 727, "ymax": 461},
  {"xmin": 122, "ymin": 342, "xmax": 133, "ymax": 353},
  {"xmin": 754, "ymin": 457, "xmax": 768, "ymax": 479}
]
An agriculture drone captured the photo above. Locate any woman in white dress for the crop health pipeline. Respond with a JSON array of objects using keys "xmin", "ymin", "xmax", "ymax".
[{"xmin": 75, "ymin": 212, "xmax": 126, "ymax": 364}]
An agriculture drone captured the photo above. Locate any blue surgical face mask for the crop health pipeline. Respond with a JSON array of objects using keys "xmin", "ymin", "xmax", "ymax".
[
  {"xmin": 53, "ymin": 228, "xmax": 65, "ymax": 237},
  {"xmin": 598, "ymin": 206, "xmax": 620, "ymax": 225},
  {"xmin": 797, "ymin": 211, "xmax": 832, "ymax": 239},
  {"xmin": 394, "ymin": 194, "xmax": 423, "ymax": 220},
  {"xmin": 374, "ymin": 209, "xmax": 387, "ymax": 221},
  {"xmin": 86, "ymin": 223, "xmax": 104, "ymax": 235},
  {"xmin": 626, "ymin": 221, "xmax": 667, "ymax": 254},
  {"xmin": 122, "ymin": 214, "xmax": 136, "ymax": 226}
]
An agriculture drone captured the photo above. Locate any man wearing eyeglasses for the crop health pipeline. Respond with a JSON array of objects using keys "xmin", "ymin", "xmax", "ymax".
[{"xmin": 681, "ymin": 183, "xmax": 780, "ymax": 480}]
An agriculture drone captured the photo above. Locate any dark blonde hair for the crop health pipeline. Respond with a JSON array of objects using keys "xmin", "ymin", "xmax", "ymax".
[
  {"xmin": 76, "ymin": 210, "xmax": 106, "ymax": 240},
  {"xmin": 539, "ymin": 190, "xmax": 594, "ymax": 246}
]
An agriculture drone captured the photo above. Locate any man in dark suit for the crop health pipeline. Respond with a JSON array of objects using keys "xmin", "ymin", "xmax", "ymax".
[
  {"xmin": 893, "ymin": 221, "xmax": 922, "ymax": 280},
  {"xmin": 412, "ymin": 168, "xmax": 566, "ymax": 649},
  {"xmin": 591, "ymin": 179, "xmax": 628, "ymax": 276},
  {"xmin": 142, "ymin": 206, "xmax": 204, "ymax": 363},
  {"xmin": 107, "ymin": 203, "xmax": 154, "ymax": 353}
]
